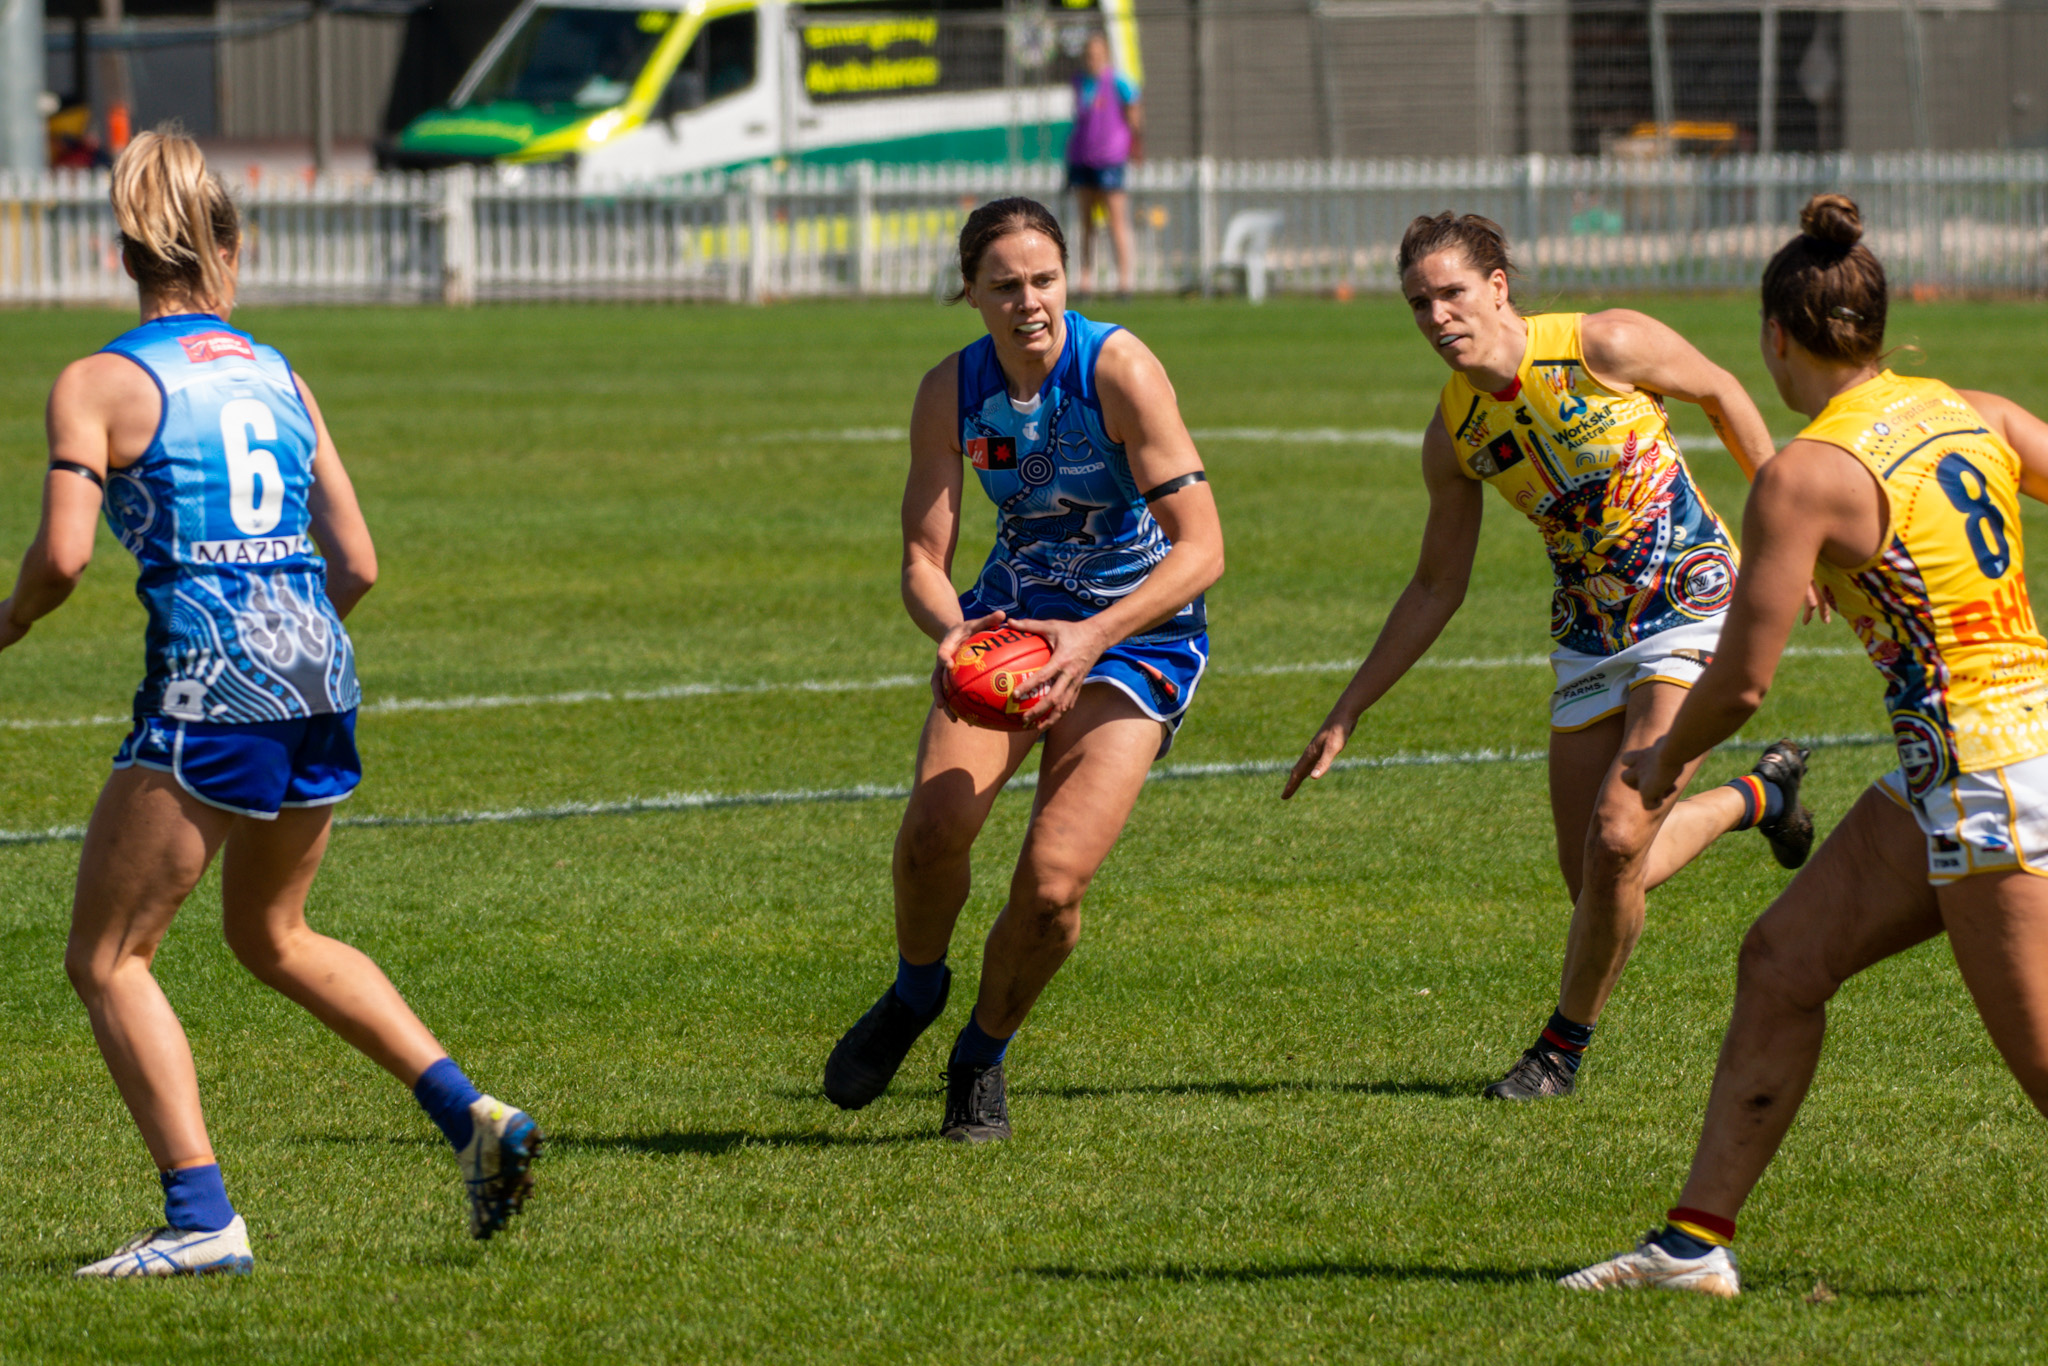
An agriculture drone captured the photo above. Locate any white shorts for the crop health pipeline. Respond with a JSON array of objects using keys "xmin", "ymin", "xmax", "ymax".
[
  {"xmin": 1548, "ymin": 616, "xmax": 1725, "ymax": 733},
  {"xmin": 1876, "ymin": 752, "xmax": 2048, "ymax": 885}
]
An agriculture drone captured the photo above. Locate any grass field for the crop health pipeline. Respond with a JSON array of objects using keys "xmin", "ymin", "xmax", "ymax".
[{"xmin": 3, "ymin": 294, "xmax": 2048, "ymax": 1363}]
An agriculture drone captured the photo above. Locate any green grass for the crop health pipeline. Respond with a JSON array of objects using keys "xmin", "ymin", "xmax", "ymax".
[{"xmin": 3, "ymin": 295, "xmax": 2048, "ymax": 1362}]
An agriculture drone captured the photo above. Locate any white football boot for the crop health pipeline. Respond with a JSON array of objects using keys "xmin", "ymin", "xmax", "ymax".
[
  {"xmin": 1560, "ymin": 1231, "xmax": 1741, "ymax": 1298},
  {"xmin": 75, "ymin": 1215, "xmax": 253, "ymax": 1278},
  {"xmin": 457, "ymin": 1095, "xmax": 541, "ymax": 1240}
]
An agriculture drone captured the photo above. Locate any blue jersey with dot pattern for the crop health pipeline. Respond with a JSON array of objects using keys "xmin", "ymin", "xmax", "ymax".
[
  {"xmin": 955, "ymin": 311, "xmax": 1205, "ymax": 643},
  {"xmin": 98, "ymin": 314, "xmax": 359, "ymax": 723}
]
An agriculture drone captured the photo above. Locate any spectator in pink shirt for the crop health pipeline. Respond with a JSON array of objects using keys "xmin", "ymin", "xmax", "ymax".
[{"xmin": 1065, "ymin": 33, "xmax": 1142, "ymax": 297}]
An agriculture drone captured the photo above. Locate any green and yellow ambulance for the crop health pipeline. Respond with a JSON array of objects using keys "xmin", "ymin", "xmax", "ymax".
[{"xmin": 382, "ymin": 0, "xmax": 1142, "ymax": 176}]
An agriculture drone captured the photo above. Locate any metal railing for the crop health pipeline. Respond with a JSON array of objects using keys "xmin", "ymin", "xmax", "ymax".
[{"xmin": 5, "ymin": 152, "xmax": 2048, "ymax": 306}]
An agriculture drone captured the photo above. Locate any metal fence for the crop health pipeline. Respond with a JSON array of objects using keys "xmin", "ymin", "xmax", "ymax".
[{"xmin": 5, "ymin": 152, "xmax": 2048, "ymax": 305}]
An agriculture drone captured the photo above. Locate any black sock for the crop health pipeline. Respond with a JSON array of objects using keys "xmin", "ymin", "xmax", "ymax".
[{"xmin": 1539, "ymin": 1009, "xmax": 1595, "ymax": 1074}]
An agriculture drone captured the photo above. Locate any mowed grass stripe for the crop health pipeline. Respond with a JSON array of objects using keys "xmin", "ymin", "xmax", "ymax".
[{"xmin": 0, "ymin": 646, "xmax": 1862, "ymax": 731}]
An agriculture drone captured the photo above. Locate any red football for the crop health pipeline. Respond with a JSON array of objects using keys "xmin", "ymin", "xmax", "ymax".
[{"xmin": 945, "ymin": 626, "xmax": 1053, "ymax": 730}]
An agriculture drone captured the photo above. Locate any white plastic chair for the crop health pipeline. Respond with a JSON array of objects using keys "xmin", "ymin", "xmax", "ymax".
[{"xmin": 1218, "ymin": 210, "xmax": 1285, "ymax": 303}]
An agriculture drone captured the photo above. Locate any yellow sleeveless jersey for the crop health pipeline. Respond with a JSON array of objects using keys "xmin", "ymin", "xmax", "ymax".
[
  {"xmin": 1802, "ymin": 371, "xmax": 2048, "ymax": 793},
  {"xmin": 1438, "ymin": 313, "xmax": 1738, "ymax": 656}
]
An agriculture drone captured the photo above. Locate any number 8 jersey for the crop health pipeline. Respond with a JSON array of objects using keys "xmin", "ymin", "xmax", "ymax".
[
  {"xmin": 100, "ymin": 314, "xmax": 360, "ymax": 724},
  {"xmin": 1804, "ymin": 370, "xmax": 2048, "ymax": 794}
]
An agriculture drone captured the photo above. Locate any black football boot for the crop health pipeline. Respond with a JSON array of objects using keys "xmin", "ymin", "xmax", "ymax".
[
  {"xmin": 940, "ymin": 1058, "xmax": 1012, "ymax": 1143},
  {"xmin": 1753, "ymin": 739, "xmax": 1815, "ymax": 870},
  {"xmin": 822, "ymin": 968, "xmax": 951, "ymax": 1110}
]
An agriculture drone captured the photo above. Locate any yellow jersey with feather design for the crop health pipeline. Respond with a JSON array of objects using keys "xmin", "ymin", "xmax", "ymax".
[
  {"xmin": 1438, "ymin": 312, "xmax": 1738, "ymax": 656},
  {"xmin": 1802, "ymin": 371, "xmax": 2048, "ymax": 795}
]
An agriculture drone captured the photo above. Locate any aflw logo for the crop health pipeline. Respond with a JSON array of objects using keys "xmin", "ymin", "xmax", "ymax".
[{"xmin": 189, "ymin": 535, "xmax": 312, "ymax": 565}]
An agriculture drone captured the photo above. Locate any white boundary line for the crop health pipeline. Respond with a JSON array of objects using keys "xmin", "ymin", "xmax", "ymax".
[
  {"xmin": 0, "ymin": 647, "xmax": 1861, "ymax": 733},
  {"xmin": 0, "ymin": 731, "xmax": 1894, "ymax": 848}
]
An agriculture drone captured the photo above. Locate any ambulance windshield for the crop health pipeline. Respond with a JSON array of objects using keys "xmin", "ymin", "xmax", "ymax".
[{"xmin": 462, "ymin": 7, "xmax": 676, "ymax": 110}]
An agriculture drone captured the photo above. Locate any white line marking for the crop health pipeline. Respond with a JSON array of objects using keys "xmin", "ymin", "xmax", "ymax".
[
  {"xmin": 0, "ymin": 647, "xmax": 1863, "ymax": 731},
  {"xmin": 0, "ymin": 731, "xmax": 1894, "ymax": 847}
]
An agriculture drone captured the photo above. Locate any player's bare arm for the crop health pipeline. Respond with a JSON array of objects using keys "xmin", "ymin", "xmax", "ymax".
[
  {"xmin": 1623, "ymin": 439, "xmax": 1876, "ymax": 804},
  {"xmin": 1013, "ymin": 328, "xmax": 1224, "ymax": 726},
  {"xmin": 1283, "ymin": 412, "xmax": 1482, "ymax": 799},
  {"xmin": 0, "ymin": 356, "xmax": 145, "ymax": 652},
  {"xmin": 1958, "ymin": 389, "xmax": 2048, "ymax": 504},
  {"xmin": 1580, "ymin": 309, "xmax": 1777, "ymax": 478},
  {"xmin": 297, "ymin": 374, "xmax": 378, "ymax": 619},
  {"xmin": 901, "ymin": 353, "xmax": 997, "ymax": 715}
]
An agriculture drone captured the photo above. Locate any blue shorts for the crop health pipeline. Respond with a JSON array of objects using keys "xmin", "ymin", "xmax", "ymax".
[
  {"xmin": 114, "ymin": 711, "xmax": 362, "ymax": 819},
  {"xmin": 1066, "ymin": 163, "xmax": 1127, "ymax": 192},
  {"xmin": 959, "ymin": 593, "xmax": 1207, "ymax": 757}
]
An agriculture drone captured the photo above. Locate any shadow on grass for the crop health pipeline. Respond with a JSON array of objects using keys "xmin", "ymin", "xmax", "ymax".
[
  {"xmin": 768, "ymin": 1077, "xmax": 1485, "ymax": 1104},
  {"xmin": 552, "ymin": 1129, "xmax": 925, "ymax": 1156},
  {"xmin": 1026, "ymin": 1261, "xmax": 1558, "ymax": 1287},
  {"xmin": 1020, "ymin": 1078, "xmax": 1484, "ymax": 1101}
]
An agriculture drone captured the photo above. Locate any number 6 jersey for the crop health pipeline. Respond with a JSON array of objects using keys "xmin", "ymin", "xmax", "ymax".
[
  {"xmin": 99, "ymin": 314, "xmax": 360, "ymax": 723},
  {"xmin": 1804, "ymin": 370, "xmax": 2048, "ymax": 794}
]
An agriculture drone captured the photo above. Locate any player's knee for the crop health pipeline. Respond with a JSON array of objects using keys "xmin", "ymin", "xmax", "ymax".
[
  {"xmin": 895, "ymin": 806, "xmax": 977, "ymax": 877},
  {"xmin": 1584, "ymin": 809, "xmax": 1653, "ymax": 877},
  {"xmin": 62, "ymin": 943, "xmax": 105, "ymax": 999},
  {"xmin": 1013, "ymin": 871, "xmax": 1086, "ymax": 941},
  {"xmin": 1736, "ymin": 918, "xmax": 1837, "ymax": 1012},
  {"xmin": 223, "ymin": 919, "xmax": 296, "ymax": 982}
]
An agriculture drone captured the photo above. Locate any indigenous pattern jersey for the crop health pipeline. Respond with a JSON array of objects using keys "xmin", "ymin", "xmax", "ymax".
[
  {"xmin": 99, "ymin": 314, "xmax": 360, "ymax": 723},
  {"xmin": 1437, "ymin": 312, "xmax": 1738, "ymax": 656},
  {"xmin": 1802, "ymin": 371, "xmax": 2048, "ymax": 794},
  {"xmin": 956, "ymin": 310, "xmax": 1205, "ymax": 644}
]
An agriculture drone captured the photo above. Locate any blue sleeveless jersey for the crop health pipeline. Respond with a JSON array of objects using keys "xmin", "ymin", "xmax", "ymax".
[
  {"xmin": 99, "ymin": 315, "xmax": 360, "ymax": 723},
  {"xmin": 955, "ymin": 311, "xmax": 1205, "ymax": 643}
]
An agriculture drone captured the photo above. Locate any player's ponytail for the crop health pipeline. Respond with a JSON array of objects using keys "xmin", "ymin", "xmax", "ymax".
[
  {"xmin": 1761, "ymin": 192, "xmax": 1886, "ymax": 366},
  {"xmin": 1397, "ymin": 212, "xmax": 1517, "ymax": 299},
  {"xmin": 949, "ymin": 197, "xmax": 1068, "ymax": 304},
  {"xmin": 110, "ymin": 127, "xmax": 240, "ymax": 312}
]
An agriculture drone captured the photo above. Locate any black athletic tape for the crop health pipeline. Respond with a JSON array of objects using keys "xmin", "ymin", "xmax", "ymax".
[
  {"xmin": 50, "ymin": 460, "xmax": 105, "ymax": 489},
  {"xmin": 1141, "ymin": 470, "xmax": 1207, "ymax": 503}
]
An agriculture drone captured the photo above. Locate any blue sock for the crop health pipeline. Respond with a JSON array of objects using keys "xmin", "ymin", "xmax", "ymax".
[
  {"xmin": 1653, "ymin": 1224, "xmax": 1720, "ymax": 1259},
  {"xmin": 161, "ymin": 1163, "xmax": 235, "ymax": 1233},
  {"xmin": 892, "ymin": 954, "xmax": 948, "ymax": 1017},
  {"xmin": 412, "ymin": 1056, "xmax": 483, "ymax": 1152},
  {"xmin": 1540, "ymin": 1009, "xmax": 1596, "ymax": 1075},
  {"xmin": 951, "ymin": 1016, "xmax": 1011, "ymax": 1067}
]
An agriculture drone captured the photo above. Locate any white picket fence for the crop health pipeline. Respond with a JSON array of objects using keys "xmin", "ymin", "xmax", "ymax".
[{"xmin": 5, "ymin": 153, "xmax": 2048, "ymax": 305}]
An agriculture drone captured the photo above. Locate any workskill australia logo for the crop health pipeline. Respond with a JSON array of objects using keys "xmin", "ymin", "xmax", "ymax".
[
  {"xmin": 178, "ymin": 332, "xmax": 257, "ymax": 364},
  {"xmin": 967, "ymin": 437, "xmax": 1017, "ymax": 471}
]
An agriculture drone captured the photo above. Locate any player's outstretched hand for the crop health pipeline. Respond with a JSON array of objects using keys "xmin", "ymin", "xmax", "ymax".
[
  {"xmin": 0, "ymin": 599, "xmax": 27, "ymax": 654},
  {"xmin": 1282, "ymin": 722, "xmax": 1349, "ymax": 800},
  {"xmin": 1010, "ymin": 616, "xmax": 1108, "ymax": 729},
  {"xmin": 932, "ymin": 610, "xmax": 1009, "ymax": 720},
  {"xmin": 1619, "ymin": 738, "xmax": 1681, "ymax": 809},
  {"xmin": 1801, "ymin": 581, "xmax": 1836, "ymax": 625}
]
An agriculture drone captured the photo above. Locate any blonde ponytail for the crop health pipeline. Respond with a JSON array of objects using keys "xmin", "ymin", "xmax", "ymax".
[{"xmin": 110, "ymin": 128, "xmax": 240, "ymax": 311}]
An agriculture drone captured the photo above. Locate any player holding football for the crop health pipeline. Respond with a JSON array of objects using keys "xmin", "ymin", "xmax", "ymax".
[
  {"xmin": 821, "ymin": 197, "xmax": 1224, "ymax": 1141},
  {"xmin": 1565, "ymin": 194, "xmax": 2048, "ymax": 1297},
  {"xmin": 0, "ymin": 130, "xmax": 538, "ymax": 1276},
  {"xmin": 1285, "ymin": 212, "xmax": 1814, "ymax": 1100}
]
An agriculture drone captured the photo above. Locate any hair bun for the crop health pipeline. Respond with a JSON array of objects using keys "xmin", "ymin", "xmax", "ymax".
[{"xmin": 1799, "ymin": 193, "xmax": 1863, "ymax": 249}]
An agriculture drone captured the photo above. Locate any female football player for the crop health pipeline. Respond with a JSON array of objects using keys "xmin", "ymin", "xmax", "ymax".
[
  {"xmin": 1565, "ymin": 194, "xmax": 2048, "ymax": 1297},
  {"xmin": 821, "ymin": 197, "xmax": 1224, "ymax": 1142},
  {"xmin": 1285, "ymin": 212, "xmax": 1810, "ymax": 1100},
  {"xmin": 0, "ymin": 131, "xmax": 537, "ymax": 1276}
]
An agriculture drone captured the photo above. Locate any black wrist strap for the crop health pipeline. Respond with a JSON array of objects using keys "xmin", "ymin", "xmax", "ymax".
[
  {"xmin": 50, "ymin": 460, "xmax": 105, "ymax": 489},
  {"xmin": 1141, "ymin": 470, "xmax": 1207, "ymax": 503}
]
